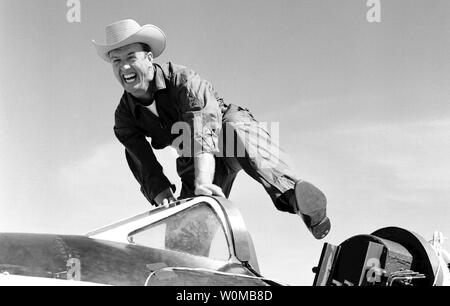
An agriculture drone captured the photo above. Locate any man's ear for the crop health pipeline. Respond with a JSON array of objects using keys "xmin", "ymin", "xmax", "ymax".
[{"xmin": 147, "ymin": 51, "xmax": 154, "ymax": 63}]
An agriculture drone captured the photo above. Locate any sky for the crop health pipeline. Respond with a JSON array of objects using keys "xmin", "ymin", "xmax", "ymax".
[{"xmin": 0, "ymin": 0, "xmax": 449, "ymax": 285}]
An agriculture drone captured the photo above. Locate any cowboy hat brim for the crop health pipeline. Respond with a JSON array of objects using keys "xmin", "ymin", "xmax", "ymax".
[{"xmin": 92, "ymin": 24, "xmax": 166, "ymax": 62}]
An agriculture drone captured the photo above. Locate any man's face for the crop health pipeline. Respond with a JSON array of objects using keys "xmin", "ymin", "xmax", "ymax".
[{"xmin": 109, "ymin": 43, "xmax": 154, "ymax": 98}]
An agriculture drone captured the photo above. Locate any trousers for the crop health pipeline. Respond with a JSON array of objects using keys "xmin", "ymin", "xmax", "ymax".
[{"xmin": 176, "ymin": 104, "xmax": 300, "ymax": 214}]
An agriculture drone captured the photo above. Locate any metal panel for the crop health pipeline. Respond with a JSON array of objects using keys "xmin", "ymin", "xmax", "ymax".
[{"xmin": 313, "ymin": 243, "xmax": 338, "ymax": 286}]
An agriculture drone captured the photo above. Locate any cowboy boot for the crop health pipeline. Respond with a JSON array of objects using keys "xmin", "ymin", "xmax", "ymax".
[{"xmin": 293, "ymin": 180, "xmax": 331, "ymax": 239}]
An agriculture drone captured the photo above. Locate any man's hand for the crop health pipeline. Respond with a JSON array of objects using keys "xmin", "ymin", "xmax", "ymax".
[
  {"xmin": 193, "ymin": 152, "xmax": 225, "ymax": 197},
  {"xmin": 195, "ymin": 183, "xmax": 225, "ymax": 197},
  {"xmin": 154, "ymin": 188, "xmax": 176, "ymax": 206}
]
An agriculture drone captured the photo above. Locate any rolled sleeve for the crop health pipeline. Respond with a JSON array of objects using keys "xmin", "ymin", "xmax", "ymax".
[
  {"xmin": 114, "ymin": 108, "xmax": 175, "ymax": 205},
  {"xmin": 175, "ymin": 69, "xmax": 222, "ymax": 157}
]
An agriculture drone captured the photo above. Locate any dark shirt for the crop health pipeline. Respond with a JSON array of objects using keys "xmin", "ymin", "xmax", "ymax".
[{"xmin": 114, "ymin": 62, "xmax": 227, "ymax": 204}]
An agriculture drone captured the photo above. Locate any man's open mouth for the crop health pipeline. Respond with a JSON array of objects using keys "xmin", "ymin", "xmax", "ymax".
[{"xmin": 123, "ymin": 73, "xmax": 137, "ymax": 84}]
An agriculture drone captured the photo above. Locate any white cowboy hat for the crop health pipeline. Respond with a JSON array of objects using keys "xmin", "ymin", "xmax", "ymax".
[{"xmin": 92, "ymin": 19, "xmax": 166, "ymax": 62}]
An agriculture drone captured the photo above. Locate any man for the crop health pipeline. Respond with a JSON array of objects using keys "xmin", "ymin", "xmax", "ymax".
[{"xmin": 92, "ymin": 19, "xmax": 331, "ymax": 239}]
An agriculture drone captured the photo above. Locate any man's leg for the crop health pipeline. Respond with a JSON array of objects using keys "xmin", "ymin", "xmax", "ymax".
[
  {"xmin": 176, "ymin": 156, "xmax": 240, "ymax": 200},
  {"xmin": 175, "ymin": 157, "xmax": 196, "ymax": 200},
  {"xmin": 222, "ymin": 105, "xmax": 330, "ymax": 239}
]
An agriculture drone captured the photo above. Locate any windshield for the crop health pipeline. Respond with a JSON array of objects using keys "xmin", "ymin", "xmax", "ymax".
[{"xmin": 129, "ymin": 202, "xmax": 230, "ymax": 261}]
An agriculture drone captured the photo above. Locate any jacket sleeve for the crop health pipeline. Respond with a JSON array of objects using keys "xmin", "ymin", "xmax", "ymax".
[
  {"xmin": 114, "ymin": 107, "xmax": 175, "ymax": 205},
  {"xmin": 174, "ymin": 68, "xmax": 222, "ymax": 157}
]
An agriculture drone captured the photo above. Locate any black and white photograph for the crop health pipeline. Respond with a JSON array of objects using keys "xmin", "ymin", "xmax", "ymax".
[{"xmin": 0, "ymin": 0, "xmax": 449, "ymax": 290}]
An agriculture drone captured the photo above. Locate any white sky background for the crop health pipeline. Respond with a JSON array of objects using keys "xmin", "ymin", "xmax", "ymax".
[{"xmin": 0, "ymin": 0, "xmax": 449, "ymax": 285}]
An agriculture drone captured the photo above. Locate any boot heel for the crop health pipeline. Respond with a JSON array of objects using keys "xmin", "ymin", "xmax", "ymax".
[{"xmin": 309, "ymin": 217, "xmax": 331, "ymax": 240}]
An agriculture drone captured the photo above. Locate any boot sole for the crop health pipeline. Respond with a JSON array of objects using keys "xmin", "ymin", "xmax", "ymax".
[
  {"xmin": 294, "ymin": 181, "xmax": 330, "ymax": 240},
  {"xmin": 294, "ymin": 181, "xmax": 327, "ymax": 215}
]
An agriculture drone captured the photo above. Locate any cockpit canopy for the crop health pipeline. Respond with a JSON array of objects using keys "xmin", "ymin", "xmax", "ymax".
[{"xmin": 87, "ymin": 196, "xmax": 260, "ymax": 273}]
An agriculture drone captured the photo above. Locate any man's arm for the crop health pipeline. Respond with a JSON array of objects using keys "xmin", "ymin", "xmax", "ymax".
[
  {"xmin": 115, "ymin": 106, "xmax": 176, "ymax": 205},
  {"xmin": 174, "ymin": 68, "xmax": 225, "ymax": 197},
  {"xmin": 194, "ymin": 152, "xmax": 225, "ymax": 197}
]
